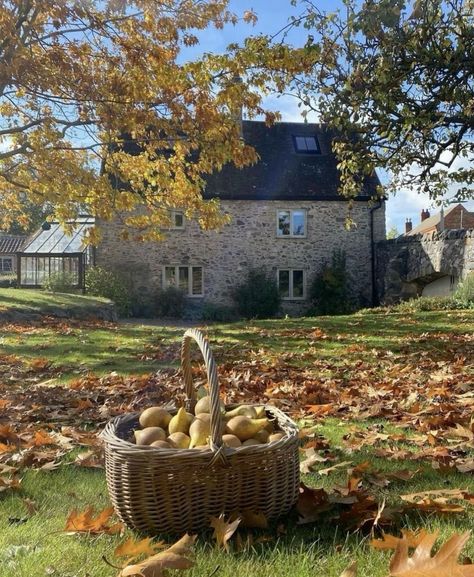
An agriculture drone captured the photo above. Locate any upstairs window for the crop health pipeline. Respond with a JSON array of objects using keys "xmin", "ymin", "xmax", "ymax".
[
  {"xmin": 277, "ymin": 210, "xmax": 306, "ymax": 237},
  {"xmin": 293, "ymin": 135, "xmax": 320, "ymax": 154},
  {"xmin": 163, "ymin": 265, "xmax": 203, "ymax": 297},
  {"xmin": 278, "ymin": 269, "xmax": 305, "ymax": 300},
  {"xmin": 170, "ymin": 210, "xmax": 185, "ymax": 229}
]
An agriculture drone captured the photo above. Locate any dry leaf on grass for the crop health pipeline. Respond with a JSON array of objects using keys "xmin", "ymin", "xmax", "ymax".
[
  {"xmin": 210, "ymin": 514, "xmax": 241, "ymax": 551},
  {"xmin": 340, "ymin": 561, "xmax": 357, "ymax": 577},
  {"xmin": 64, "ymin": 506, "xmax": 123, "ymax": 535},
  {"xmin": 119, "ymin": 533, "xmax": 196, "ymax": 577},
  {"xmin": 371, "ymin": 529, "xmax": 429, "ymax": 550},
  {"xmin": 0, "ymin": 476, "xmax": 21, "ymax": 492},
  {"xmin": 389, "ymin": 530, "xmax": 474, "ymax": 576},
  {"xmin": 114, "ymin": 537, "xmax": 165, "ymax": 562}
]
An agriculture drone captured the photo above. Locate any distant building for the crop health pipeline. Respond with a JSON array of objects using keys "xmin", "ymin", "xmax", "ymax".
[
  {"xmin": 0, "ymin": 235, "xmax": 26, "ymax": 275},
  {"xmin": 404, "ymin": 204, "xmax": 474, "ymax": 236}
]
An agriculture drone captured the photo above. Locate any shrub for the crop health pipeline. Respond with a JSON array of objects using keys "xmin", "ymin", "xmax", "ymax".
[
  {"xmin": 453, "ymin": 273, "xmax": 474, "ymax": 306},
  {"xmin": 232, "ymin": 269, "xmax": 281, "ymax": 319},
  {"xmin": 393, "ymin": 296, "xmax": 465, "ymax": 313},
  {"xmin": 43, "ymin": 272, "xmax": 78, "ymax": 293},
  {"xmin": 0, "ymin": 273, "xmax": 17, "ymax": 288},
  {"xmin": 200, "ymin": 302, "xmax": 238, "ymax": 322},
  {"xmin": 85, "ymin": 266, "xmax": 132, "ymax": 317},
  {"xmin": 309, "ymin": 250, "xmax": 353, "ymax": 315},
  {"xmin": 154, "ymin": 286, "xmax": 186, "ymax": 318}
]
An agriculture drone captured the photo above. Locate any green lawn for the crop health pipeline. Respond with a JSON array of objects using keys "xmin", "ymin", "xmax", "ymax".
[{"xmin": 0, "ymin": 309, "xmax": 473, "ymax": 577}]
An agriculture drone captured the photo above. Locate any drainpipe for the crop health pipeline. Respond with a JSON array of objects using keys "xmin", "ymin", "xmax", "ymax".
[{"xmin": 370, "ymin": 199, "xmax": 383, "ymax": 306}]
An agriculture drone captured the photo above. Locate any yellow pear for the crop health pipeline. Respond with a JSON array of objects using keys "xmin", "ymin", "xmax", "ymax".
[
  {"xmin": 194, "ymin": 395, "xmax": 224, "ymax": 415},
  {"xmin": 225, "ymin": 416, "xmax": 269, "ymax": 441},
  {"xmin": 134, "ymin": 427, "xmax": 166, "ymax": 445},
  {"xmin": 150, "ymin": 440, "xmax": 172, "ymax": 449},
  {"xmin": 222, "ymin": 434, "xmax": 241, "ymax": 448},
  {"xmin": 254, "ymin": 429, "xmax": 270, "ymax": 443},
  {"xmin": 242, "ymin": 438, "xmax": 261, "ymax": 446},
  {"xmin": 254, "ymin": 406, "xmax": 267, "ymax": 419},
  {"xmin": 168, "ymin": 407, "xmax": 193, "ymax": 435},
  {"xmin": 139, "ymin": 406, "xmax": 172, "ymax": 429},
  {"xmin": 225, "ymin": 405, "xmax": 257, "ymax": 419},
  {"xmin": 269, "ymin": 432, "xmax": 285, "ymax": 443},
  {"xmin": 189, "ymin": 415, "xmax": 211, "ymax": 448},
  {"xmin": 167, "ymin": 432, "xmax": 191, "ymax": 449}
]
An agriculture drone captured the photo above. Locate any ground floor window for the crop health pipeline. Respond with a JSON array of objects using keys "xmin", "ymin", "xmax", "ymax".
[
  {"xmin": 163, "ymin": 266, "xmax": 203, "ymax": 297},
  {"xmin": 0, "ymin": 257, "xmax": 13, "ymax": 272},
  {"xmin": 277, "ymin": 269, "xmax": 305, "ymax": 299}
]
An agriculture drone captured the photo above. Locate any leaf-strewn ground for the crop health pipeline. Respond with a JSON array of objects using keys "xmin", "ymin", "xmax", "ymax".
[{"xmin": 0, "ymin": 309, "xmax": 473, "ymax": 577}]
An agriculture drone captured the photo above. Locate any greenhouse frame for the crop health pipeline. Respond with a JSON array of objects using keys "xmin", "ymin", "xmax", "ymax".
[{"xmin": 17, "ymin": 217, "xmax": 95, "ymax": 289}]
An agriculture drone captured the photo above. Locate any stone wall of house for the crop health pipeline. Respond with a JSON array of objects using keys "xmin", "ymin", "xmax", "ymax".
[
  {"xmin": 376, "ymin": 229, "xmax": 474, "ymax": 303},
  {"xmin": 96, "ymin": 199, "xmax": 386, "ymax": 316}
]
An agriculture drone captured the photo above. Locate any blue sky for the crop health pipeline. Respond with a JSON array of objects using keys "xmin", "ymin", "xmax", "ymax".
[{"xmin": 191, "ymin": 0, "xmax": 474, "ymax": 234}]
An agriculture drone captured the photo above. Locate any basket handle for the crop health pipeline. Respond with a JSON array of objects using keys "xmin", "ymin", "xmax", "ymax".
[{"xmin": 181, "ymin": 328, "xmax": 224, "ymax": 453}]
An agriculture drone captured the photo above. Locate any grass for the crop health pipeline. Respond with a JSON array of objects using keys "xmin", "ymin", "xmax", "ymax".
[
  {"xmin": 0, "ymin": 287, "xmax": 111, "ymax": 310},
  {"xmin": 0, "ymin": 309, "xmax": 474, "ymax": 576}
]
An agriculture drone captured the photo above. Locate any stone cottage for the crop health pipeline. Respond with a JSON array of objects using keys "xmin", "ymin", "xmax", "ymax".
[{"xmin": 97, "ymin": 121, "xmax": 386, "ymax": 314}]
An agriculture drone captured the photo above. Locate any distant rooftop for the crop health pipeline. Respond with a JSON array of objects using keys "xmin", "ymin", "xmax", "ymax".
[
  {"xmin": 21, "ymin": 217, "xmax": 95, "ymax": 254},
  {"xmin": 0, "ymin": 234, "xmax": 26, "ymax": 254}
]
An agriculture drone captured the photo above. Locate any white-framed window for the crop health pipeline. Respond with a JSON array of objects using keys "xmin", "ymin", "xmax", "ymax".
[
  {"xmin": 170, "ymin": 210, "xmax": 185, "ymax": 229},
  {"xmin": 277, "ymin": 210, "xmax": 306, "ymax": 237},
  {"xmin": 0, "ymin": 257, "xmax": 13, "ymax": 272},
  {"xmin": 163, "ymin": 265, "xmax": 203, "ymax": 297},
  {"xmin": 277, "ymin": 269, "xmax": 305, "ymax": 300}
]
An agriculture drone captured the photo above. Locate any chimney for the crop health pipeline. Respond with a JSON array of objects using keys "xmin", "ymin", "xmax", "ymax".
[
  {"xmin": 405, "ymin": 218, "xmax": 412, "ymax": 233},
  {"xmin": 421, "ymin": 209, "xmax": 430, "ymax": 222}
]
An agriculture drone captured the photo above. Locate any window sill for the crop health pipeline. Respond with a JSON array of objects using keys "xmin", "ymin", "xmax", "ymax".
[
  {"xmin": 281, "ymin": 297, "xmax": 306, "ymax": 301},
  {"xmin": 276, "ymin": 235, "xmax": 307, "ymax": 239}
]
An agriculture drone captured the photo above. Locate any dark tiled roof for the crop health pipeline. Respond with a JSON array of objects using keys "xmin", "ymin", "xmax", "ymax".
[
  {"xmin": 203, "ymin": 121, "xmax": 380, "ymax": 200},
  {"xmin": 0, "ymin": 235, "xmax": 26, "ymax": 254}
]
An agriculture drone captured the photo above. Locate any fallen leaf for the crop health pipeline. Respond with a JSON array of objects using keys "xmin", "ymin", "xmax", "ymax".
[
  {"xmin": 210, "ymin": 514, "xmax": 241, "ymax": 551},
  {"xmin": 371, "ymin": 529, "xmax": 429, "ymax": 550},
  {"xmin": 119, "ymin": 533, "xmax": 196, "ymax": 577},
  {"xmin": 64, "ymin": 506, "xmax": 123, "ymax": 535},
  {"xmin": 114, "ymin": 537, "xmax": 165, "ymax": 562},
  {"xmin": 389, "ymin": 530, "xmax": 474, "ymax": 576}
]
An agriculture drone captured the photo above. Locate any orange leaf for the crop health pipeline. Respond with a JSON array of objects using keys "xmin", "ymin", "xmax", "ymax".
[
  {"xmin": 210, "ymin": 514, "xmax": 241, "ymax": 552},
  {"xmin": 114, "ymin": 537, "xmax": 165, "ymax": 562},
  {"xmin": 389, "ymin": 530, "xmax": 474, "ymax": 576},
  {"xmin": 371, "ymin": 529, "xmax": 429, "ymax": 550},
  {"xmin": 119, "ymin": 534, "xmax": 196, "ymax": 577},
  {"xmin": 64, "ymin": 505, "xmax": 123, "ymax": 535}
]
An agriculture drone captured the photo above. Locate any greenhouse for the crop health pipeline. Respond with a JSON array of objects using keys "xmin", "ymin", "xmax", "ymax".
[{"xmin": 17, "ymin": 217, "xmax": 95, "ymax": 289}]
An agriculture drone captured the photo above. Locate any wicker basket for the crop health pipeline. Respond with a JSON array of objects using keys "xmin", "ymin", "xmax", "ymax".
[{"xmin": 101, "ymin": 328, "xmax": 300, "ymax": 534}]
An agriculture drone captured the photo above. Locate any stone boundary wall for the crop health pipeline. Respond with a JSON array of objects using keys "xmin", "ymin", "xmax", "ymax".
[{"xmin": 376, "ymin": 229, "xmax": 474, "ymax": 303}]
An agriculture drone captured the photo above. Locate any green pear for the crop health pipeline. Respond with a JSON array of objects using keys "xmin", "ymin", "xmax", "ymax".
[{"xmin": 134, "ymin": 427, "xmax": 166, "ymax": 445}]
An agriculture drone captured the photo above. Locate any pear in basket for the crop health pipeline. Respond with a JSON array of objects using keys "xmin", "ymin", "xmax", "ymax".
[
  {"xmin": 225, "ymin": 416, "xmax": 269, "ymax": 442},
  {"xmin": 139, "ymin": 407, "xmax": 172, "ymax": 429},
  {"xmin": 189, "ymin": 415, "xmax": 211, "ymax": 448},
  {"xmin": 225, "ymin": 405, "xmax": 257, "ymax": 419},
  {"xmin": 134, "ymin": 427, "xmax": 166, "ymax": 445},
  {"xmin": 168, "ymin": 407, "xmax": 193, "ymax": 435},
  {"xmin": 194, "ymin": 395, "xmax": 224, "ymax": 415}
]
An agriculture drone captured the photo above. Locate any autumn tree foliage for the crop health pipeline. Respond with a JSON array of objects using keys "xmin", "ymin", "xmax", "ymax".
[
  {"xmin": 283, "ymin": 0, "xmax": 474, "ymax": 201},
  {"xmin": 0, "ymin": 0, "xmax": 270, "ymax": 238}
]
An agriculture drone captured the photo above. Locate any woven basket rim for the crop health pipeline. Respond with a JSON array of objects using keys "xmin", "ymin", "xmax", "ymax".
[{"xmin": 101, "ymin": 403, "xmax": 299, "ymax": 457}]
